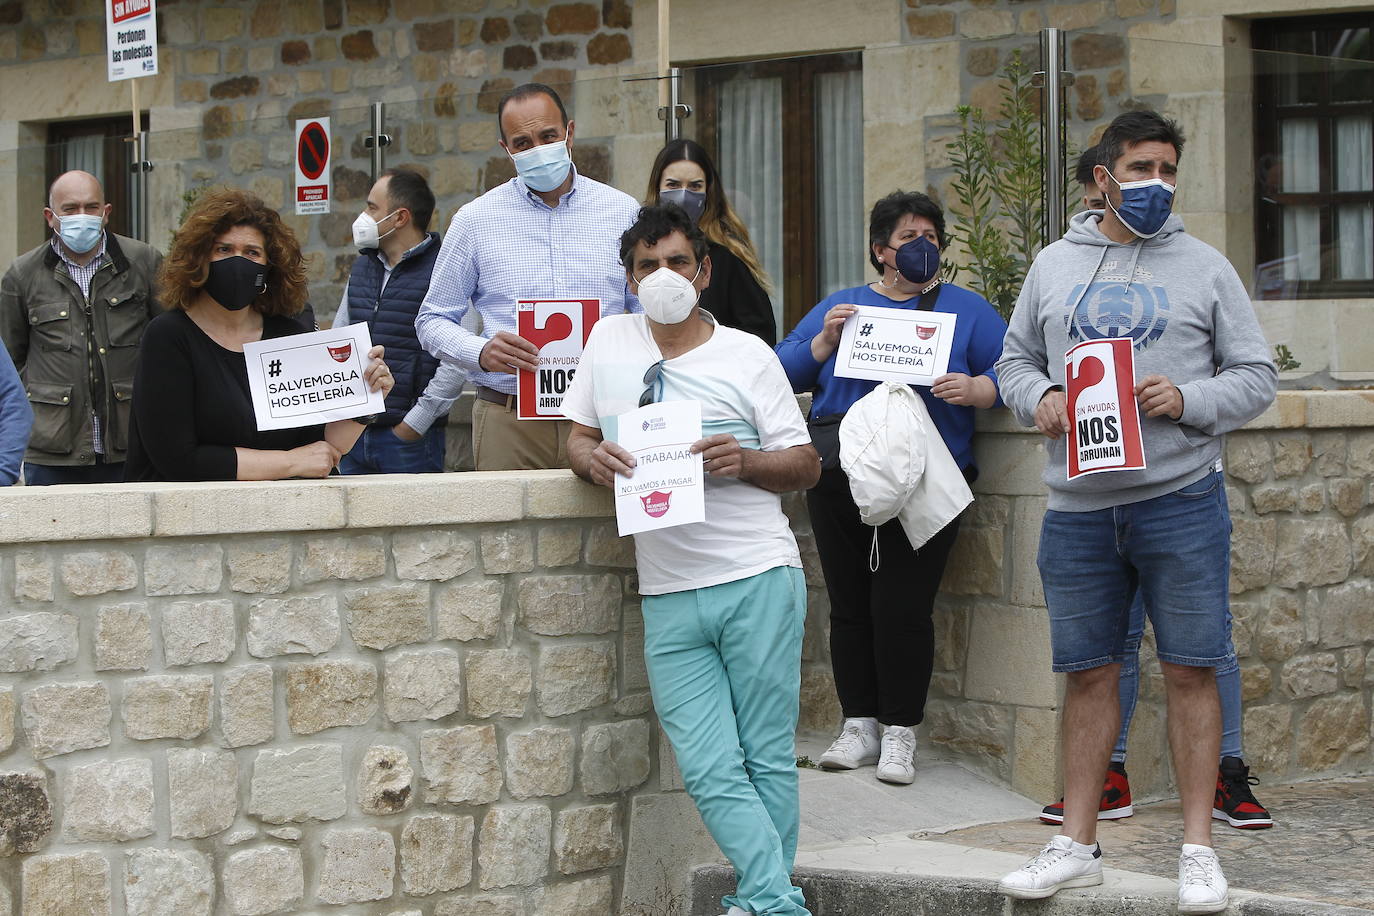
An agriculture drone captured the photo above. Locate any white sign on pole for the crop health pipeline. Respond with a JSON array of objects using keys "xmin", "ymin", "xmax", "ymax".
[
  {"xmin": 243, "ymin": 324, "xmax": 385, "ymax": 431},
  {"xmin": 833, "ymin": 304, "xmax": 958, "ymax": 386},
  {"xmin": 106, "ymin": 0, "xmax": 159, "ymax": 82},
  {"xmin": 613, "ymin": 400, "xmax": 706, "ymax": 536},
  {"xmin": 294, "ymin": 118, "xmax": 332, "ymax": 215}
]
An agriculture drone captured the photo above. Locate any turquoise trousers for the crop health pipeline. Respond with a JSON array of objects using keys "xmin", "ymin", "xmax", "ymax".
[{"xmin": 642, "ymin": 564, "xmax": 811, "ymax": 916}]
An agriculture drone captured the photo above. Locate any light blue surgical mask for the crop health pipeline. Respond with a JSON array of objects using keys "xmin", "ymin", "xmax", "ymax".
[
  {"xmin": 510, "ymin": 139, "xmax": 572, "ymax": 193},
  {"xmin": 1101, "ymin": 169, "xmax": 1175, "ymax": 239},
  {"xmin": 57, "ymin": 214, "xmax": 104, "ymax": 254}
]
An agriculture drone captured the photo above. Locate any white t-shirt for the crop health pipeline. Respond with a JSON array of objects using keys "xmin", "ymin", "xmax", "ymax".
[{"xmin": 562, "ymin": 312, "xmax": 810, "ymax": 596}]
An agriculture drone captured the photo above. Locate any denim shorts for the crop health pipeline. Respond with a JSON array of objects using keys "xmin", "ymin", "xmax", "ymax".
[{"xmin": 1038, "ymin": 470, "xmax": 1231, "ymax": 673}]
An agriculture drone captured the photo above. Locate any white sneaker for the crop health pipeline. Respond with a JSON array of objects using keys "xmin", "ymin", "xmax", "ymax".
[
  {"xmin": 876, "ymin": 724, "xmax": 917, "ymax": 784},
  {"xmin": 718, "ymin": 907, "xmax": 750, "ymax": 916},
  {"xmin": 817, "ymin": 717, "xmax": 881, "ymax": 769},
  {"xmin": 998, "ymin": 834, "xmax": 1104, "ymax": 900},
  {"xmin": 1178, "ymin": 844, "xmax": 1228, "ymax": 914}
]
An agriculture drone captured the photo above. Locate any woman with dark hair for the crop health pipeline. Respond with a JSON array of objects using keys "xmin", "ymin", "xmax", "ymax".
[
  {"xmin": 644, "ymin": 139, "xmax": 776, "ymax": 344},
  {"xmin": 124, "ymin": 187, "xmax": 393, "ymax": 481},
  {"xmin": 776, "ymin": 190, "xmax": 1007, "ymax": 785}
]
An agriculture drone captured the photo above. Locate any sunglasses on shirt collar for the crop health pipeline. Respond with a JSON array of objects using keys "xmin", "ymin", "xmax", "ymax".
[{"xmin": 638, "ymin": 359, "xmax": 665, "ymax": 408}]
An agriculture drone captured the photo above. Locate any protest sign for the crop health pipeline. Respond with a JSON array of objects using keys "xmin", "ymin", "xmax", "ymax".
[
  {"xmin": 516, "ymin": 298, "xmax": 599, "ymax": 420},
  {"xmin": 834, "ymin": 304, "xmax": 957, "ymax": 386},
  {"xmin": 614, "ymin": 400, "xmax": 705, "ymax": 536},
  {"xmin": 107, "ymin": 0, "xmax": 158, "ymax": 81},
  {"xmin": 243, "ymin": 324, "xmax": 385, "ymax": 431},
  {"xmin": 1065, "ymin": 337, "xmax": 1146, "ymax": 480}
]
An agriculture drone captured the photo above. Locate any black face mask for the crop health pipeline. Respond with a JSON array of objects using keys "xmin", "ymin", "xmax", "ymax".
[{"xmin": 204, "ymin": 255, "xmax": 267, "ymax": 311}]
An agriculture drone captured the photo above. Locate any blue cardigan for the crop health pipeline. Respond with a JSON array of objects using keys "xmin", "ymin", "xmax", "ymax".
[
  {"xmin": 0, "ymin": 344, "xmax": 32, "ymax": 485},
  {"xmin": 775, "ymin": 283, "xmax": 1007, "ymax": 471}
]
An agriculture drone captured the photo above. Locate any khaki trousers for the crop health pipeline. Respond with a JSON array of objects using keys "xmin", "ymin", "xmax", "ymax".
[{"xmin": 471, "ymin": 395, "xmax": 572, "ymax": 471}]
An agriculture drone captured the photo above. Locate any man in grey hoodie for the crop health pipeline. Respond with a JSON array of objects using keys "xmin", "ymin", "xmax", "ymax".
[{"xmin": 994, "ymin": 111, "xmax": 1276, "ymax": 914}]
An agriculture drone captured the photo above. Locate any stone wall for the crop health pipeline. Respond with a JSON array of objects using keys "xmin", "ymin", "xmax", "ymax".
[{"xmin": 0, "ymin": 471, "xmax": 701, "ymax": 915}]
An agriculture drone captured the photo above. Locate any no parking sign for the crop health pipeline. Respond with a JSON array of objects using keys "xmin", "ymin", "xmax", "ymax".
[{"xmin": 294, "ymin": 118, "xmax": 331, "ymax": 215}]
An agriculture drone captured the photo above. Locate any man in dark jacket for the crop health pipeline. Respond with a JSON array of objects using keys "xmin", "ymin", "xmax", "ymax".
[
  {"xmin": 333, "ymin": 168, "xmax": 464, "ymax": 473},
  {"xmin": 0, "ymin": 170, "xmax": 162, "ymax": 484}
]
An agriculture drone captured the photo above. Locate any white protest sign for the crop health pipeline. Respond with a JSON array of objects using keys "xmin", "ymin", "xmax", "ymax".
[
  {"xmin": 614, "ymin": 400, "xmax": 706, "ymax": 537},
  {"xmin": 243, "ymin": 324, "xmax": 384, "ymax": 431},
  {"xmin": 294, "ymin": 118, "xmax": 332, "ymax": 215},
  {"xmin": 834, "ymin": 304, "xmax": 957, "ymax": 386},
  {"xmin": 1065, "ymin": 337, "xmax": 1146, "ymax": 480},
  {"xmin": 107, "ymin": 0, "xmax": 159, "ymax": 82}
]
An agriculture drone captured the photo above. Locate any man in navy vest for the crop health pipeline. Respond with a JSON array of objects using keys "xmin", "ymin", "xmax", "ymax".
[{"xmin": 333, "ymin": 169, "xmax": 465, "ymax": 473}]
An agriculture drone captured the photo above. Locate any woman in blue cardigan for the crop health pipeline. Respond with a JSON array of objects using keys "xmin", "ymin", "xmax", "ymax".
[{"xmin": 776, "ymin": 190, "xmax": 1007, "ymax": 785}]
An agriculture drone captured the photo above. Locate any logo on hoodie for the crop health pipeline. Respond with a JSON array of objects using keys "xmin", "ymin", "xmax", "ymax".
[{"xmin": 1065, "ymin": 260, "xmax": 1171, "ymax": 350}]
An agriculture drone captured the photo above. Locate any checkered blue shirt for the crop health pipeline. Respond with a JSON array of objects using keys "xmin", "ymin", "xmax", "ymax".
[{"xmin": 416, "ymin": 170, "xmax": 642, "ymax": 395}]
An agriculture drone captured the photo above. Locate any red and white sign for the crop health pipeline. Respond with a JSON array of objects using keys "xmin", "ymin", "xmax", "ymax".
[
  {"xmin": 294, "ymin": 118, "xmax": 332, "ymax": 215},
  {"xmin": 515, "ymin": 298, "xmax": 599, "ymax": 420},
  {"xmin": 1065, "ymin": 338, "xmax": 1146, "ymax": 480},
  {"xmin": 106, "ymin": 0, "xmax": 158, "ymax": 82}
]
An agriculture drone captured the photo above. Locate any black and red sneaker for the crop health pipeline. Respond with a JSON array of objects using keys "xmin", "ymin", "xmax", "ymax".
[
  {"xmin": 1212, "ymin": 756, "xmax": 1273, "ymax": 829},
  {"xmin": 1039, "ymin": 761, "xmax": 1134, "ymax": 824}
]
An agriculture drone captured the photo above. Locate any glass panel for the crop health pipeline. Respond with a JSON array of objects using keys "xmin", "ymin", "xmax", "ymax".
[
  {"xmin": 1281, "ymin": 119, "xmax": 1321, "ymax": 192},
  {"xmin": 716, "ymin": 75, "xmax": 784, "ymax": 327},
  {"xmin": 1283, "ymin": 207, "xmax": 1322, "ymax": 280},
  {"xmin": 1334, "ymin": 117, "xmax": 1373, "ymax": 191},
  {"xmin": 1337, "ymin": 204, "xmax": 1373, "ymax": 279},
  {"xmin": 1331, "ymin": 28, "xmax": 1373, "ymax": 102},
  {"xmin": 815, "ymin": 69, "xmax": 865, "ymax": 300}
]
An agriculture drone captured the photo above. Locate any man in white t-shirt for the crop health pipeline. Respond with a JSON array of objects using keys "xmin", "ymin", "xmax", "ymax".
[{"xmin": 564, "ymin": 203, "xmax": 820, "ymax": 916}]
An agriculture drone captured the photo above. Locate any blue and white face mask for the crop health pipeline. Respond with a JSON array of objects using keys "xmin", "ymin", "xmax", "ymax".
[
  {"xmin": 510, "ymin": 139, "xmax": 572, "ymax": 193},
  {"xmin": 57, "ymin": 213, "xmax": 104, "ymax": 254},
  {"xmin": 1102, "ymin": 169, "xmax": 1175, "ymax": 239}
]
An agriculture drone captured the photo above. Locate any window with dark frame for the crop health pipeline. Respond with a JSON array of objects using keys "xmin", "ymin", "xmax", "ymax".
[
  {"xmin": 693, "ymin": 51, "xmax": 864, "ymax": 335},
  {"xmin": 44, "ymin": 114, "xmax": 149, "ymax": 242},
  {"xmin": 1252, "ymin": 16, "xmax": 1373, "ymax": 300}
]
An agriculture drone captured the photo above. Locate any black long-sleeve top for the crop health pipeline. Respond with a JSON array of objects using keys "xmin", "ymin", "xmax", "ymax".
[
  {"xmin": 124, "ymin": 309, "xmax": 324, "ymax": 481},
  {"xmin": 700, "ymin": 242, "xmax": 776, "ymax": 345}
]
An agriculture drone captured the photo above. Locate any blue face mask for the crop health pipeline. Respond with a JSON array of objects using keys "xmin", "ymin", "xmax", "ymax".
[
  {"xmin": 510, "ymin": 139, "xmax": 572, "ymax": 193},
  {"xmin": 1102, "ymin": 169, "xmax": 1175, "ymax": 239},
  {"xmin": 57, "ymin": 214, "xmax": 104, "ymax": 254},
  {"xmin": 893, "ymin": 236, "xmax": 940, "ymax": 285},
  {"xmin": 659, "ymin": 188, "xmax": 706, "ymax": 225}
]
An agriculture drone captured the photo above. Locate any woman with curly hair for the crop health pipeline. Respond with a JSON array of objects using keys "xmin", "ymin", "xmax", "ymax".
[
  {"xmin": 644, "ymin": 139, "xmax": 776, "ymax": 344},
  {"xmin": 124, "ymin": 187, "xmax": 393, "ymax": 481}
]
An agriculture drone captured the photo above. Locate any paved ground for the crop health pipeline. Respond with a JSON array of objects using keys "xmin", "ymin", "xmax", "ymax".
[{"xmin": 792, "ymin": 733, "xmax": 1374, "ymax": 913}]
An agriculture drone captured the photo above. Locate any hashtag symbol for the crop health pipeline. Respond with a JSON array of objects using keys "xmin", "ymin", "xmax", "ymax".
[
  {"xmin": 860, "ymin": 323, "xmax": 873, "ymax": 337},
  {"xmin": 268, "ymin": 359, "xmax": 282, "ymax": 378}
]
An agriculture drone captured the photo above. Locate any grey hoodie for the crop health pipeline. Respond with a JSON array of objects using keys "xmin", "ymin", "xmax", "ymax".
[{"xmin": 997, "ymin": 211, "xmax": 1277, "ymax": 512}]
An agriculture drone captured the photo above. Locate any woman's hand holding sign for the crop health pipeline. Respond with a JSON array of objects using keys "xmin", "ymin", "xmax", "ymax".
[{"xmin": 810, "ymin": 304, "xmax": 858, "ymax": 363}]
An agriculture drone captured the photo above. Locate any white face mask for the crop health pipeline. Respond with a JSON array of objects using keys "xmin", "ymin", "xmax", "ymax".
[
  {"xmin": 351, "ymin": 209, "xmax": 397, "ymax": 251},
  {"xmin": 636, "ymin": 265, "xmax": 701, "ymax": 325}
]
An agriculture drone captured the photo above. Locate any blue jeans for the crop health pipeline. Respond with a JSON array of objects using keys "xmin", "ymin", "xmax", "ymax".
[
  {"xmin": 642, "ymin": 566, "xmax": 811, "ymax": 916},
  {"xmin": 24, "ymin": 460, "xmax": 126, "ymax": 485},
  {"xmin": 1113, "ymin": 589, "xmax": 1244, "ymax": 762},
  {"xmin": 1039, "ymin": 471, "xmax": 1232, "ymax": 672},
  {"xmin": 338, "ymin": 424, "xmax": 445, "ymax": 475}
]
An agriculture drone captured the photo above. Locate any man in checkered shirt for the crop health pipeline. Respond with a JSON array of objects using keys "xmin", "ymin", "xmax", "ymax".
[{"xmin": 416, "ymin": 83, "xmax": 640, "ymax": 470}]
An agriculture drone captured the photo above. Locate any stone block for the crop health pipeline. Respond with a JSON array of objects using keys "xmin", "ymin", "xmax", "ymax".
[
  {"xmin": 478, "ymin": 804, "xmax": 551, "ymax": 889},
  {"xmin": 92, "ymin": 603, "xmax": 151, "ymax": 671},
  {"xmin": 249, "ymin": 744, "xmax": 347, "ymax": 823},
  {"xmin": 537, "ymin": 642, "xmax": 614, "ymax": 717},
  {"xmin": 422, "ymin": 725, "xmax": 502, "ymax": 805},
  {"xmin": 1316, "ymin": 580, "xmax": 1374, "ymax": 649},
  {"xmin": 481, "ymin": 529, "xmax": 535, "ymax": 574},
  {"xmin": 221, "ymin": 664, "xmax": 275, "ymax": 747},
  {"xmin": 1240, "ymin": 662, "xmax": 1272, "ymax": 701},
  {"xmin": 6, "ymin": 491, "xmax": 151, "ymax": 543},
  {"xmin": 959, "ymin": 8, "xmax": 1014, "ymax": 38},
  {"xmin": 907, "ymin": 9, "xmax": 955, "ymax": 37},
  {"xmin": 223, "ymin": 846, "xmax": 304, "ymax": 915},
  {"xmin": 505, "ymin": 727, "xmax": 575, "ymax": 799},
  {"xmin": 0, "ymin": 688, "xmax": 12, "ymax": 753},
  {"xmin": 152, "ymin": 482, "xmax": 346, "ymax": 536},
  {"xmin": 798, "ymin": 666, "xmax": 842, "ymax": 734},
  {"xmin": 436, "ymin": 580, "xmax": 505, "ymax": 642},
  {"xmin": 60, "ymin": 550, "xmax": 137, "ymax": 596},
  {"xmin": 537, "ymin": 525, "xmax": 582, "ymax": 567},
  {"xmin": 168, "ymin": 748, "xmax": 238, "ymax": 839},
  {"xmin": 1298, "ymin": 692, "xmax": 1370, "ymax": 770},
  {"xmin": 1273, "ymin": 519, "xmax": 1351, "ymax": 588},
  {"xmin": 1280, "ymin": 653, "xmax": 1339, "ymax": 698},
  {"xmin": 385, "ymin": 649, "xmax": 463, "ymax": 722},
  {"xmin": 123, "ymin": 675, "xmax": 213, "ymax": 739},
  {"xmin": 145, "ymin": 543, "xmax": 223, "ymax": 595},
  {"xmin": 517, "ymin": 574, "xmax": 621, "ymax": 636},
  {"xmin": 584, "ymin": 521, "xmax": 635, "ymax": 567},
  {"xmin": 247, "ymin": 594, "xmax": 340, "ymax": 656},
  {"xmin": 317, "ymin": 827, "xmax": 396, "ymax": 904},
  {"xmin": 21, "ymin": 682, "xmax": 110, "ymax": 758},
  {"xmin": 1330, "ymin": 477, "xmax": 1365, "ymax": 517},
  {"xmin": 466, "ymin": 649, "xmax": 532, "ymax": 718},
  {"xmin": 924, "ymin": 699, "xmax": 1012, "ymax": 781},
  {"xmin": 1297, "ymin": 483, "xmax": 1326, "ymax": 512},
  {"xmin": 394, "ymin": 530, "xmax": 477, "ymax": 581},
  {"xmin": 1012, "ymin": 705, "xmax": 1060, "ymax": 801},
  {"xmin": 1229, "ymin": 517, "xmax": 1276, "ymax": 592},
  {"xmin": 1226, "ymin": 434, "xmax": 1272, "ymax": 484},
  {"xmin": 228, "ymin": 539, "xmax": 293, "ymax": 594},
  {"xmin": 62, "ymin": 758, "xmax": 155, "ymax": 842},
  {"xmin": 358, "ymin": 744, "xmax": 414, "ymax": 815},
  {"xmin": 532, "ymin": 875, "xmax": 615, "ymax": 915},
  {"xmin": 124, "ymin": 849, "xmax": 214, "ymax": 916},
  {"xmin": 435, "ymin": 895, "xmax": 524, "ymax": 916},
  {"xmin": 345, "ymin": 474, "xmax": 526, "ymax": 527},
  {"xmin": 1340, "ymin": 646, "xmax": 1365, "ymax": 687},
  {"xmin": 1009, "ymin": 495, "xmax": 1047, "ymax": 607},
  {"xmin": 965, "ymin": 604, "xmax": 1055, "ymax": 706},
  {"xmin": 345, "ymin": 583, "xmax": 432, "ymax": 649},
  {"xmin": 14, "ymin": 551, "xmax": 53, "ymax": 601},
  {"xmin": 554, "ymin": 803, "xmax": 622, "ymax": 874},
  {"xmin": 1243, "ymin": 703, "xmax": 1291, "ymax": 776},
  {"xmin": 23, "ymin": 852, "xmax": 110, "ymax": 916},
  {"xmin": 286, "ymin": 659, "xmax": 378, "ymax": 734},
  {"xmin": 580, "ymin": 719, "xmax": 650, "ymax": 796},
  {"xmin": 161, "ymin": 598, "xmax": 236, "ymax": 665},
  {"xmin": 0, "ymin": 770, "xmax": 53, "ymax": 854},
  {"xmin": 401, "ymin": 813, "xmax": 474, "ymax": 895},
  {"xmin": 622, "ymin": 602, "xmax": 648, "ymax": 690},
  {"xmin": 0, "ymin": 611, "xmax": 77, "ymax": 672},
  {"xmin": 621, "ymin": 793, "xmax": 718, "ymax": 916},
  {"xmin": 1250, "ymin": 485, "xmax": 1296, "ymax": 514},
  {"xmin": 299, "ymin": 534, "xmax": 387, "ymax": 582}
]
